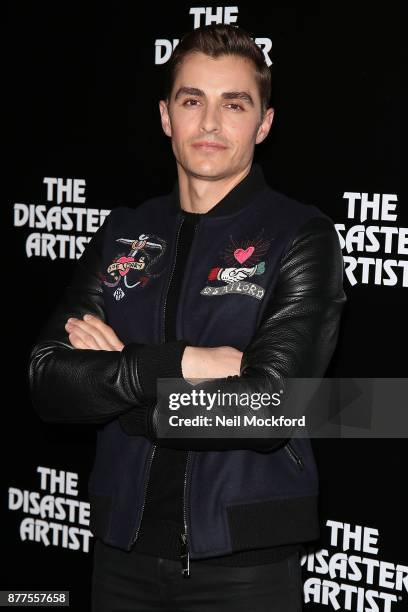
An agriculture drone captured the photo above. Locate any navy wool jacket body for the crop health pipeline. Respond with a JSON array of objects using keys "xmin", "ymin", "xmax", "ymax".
[{"xmin": 28, "ymin": 162, "xmax": 347, "ymax": 566}]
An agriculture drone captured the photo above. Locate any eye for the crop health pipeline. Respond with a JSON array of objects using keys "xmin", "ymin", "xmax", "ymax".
[
  {"xmin": 226, "ymin": 103, "xmax": 244, "ymax": 111},
  {"xmin": 183, "ymin": 98, "xmax": 200, "ymax": 107}
]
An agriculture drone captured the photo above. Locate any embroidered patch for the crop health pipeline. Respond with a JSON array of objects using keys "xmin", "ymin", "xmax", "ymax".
[
  {"xmin": 200, "ymin": 230, "xmax": 271, "ymax": 300},
  {"xmin": 102, "ymin": 233, "xmax": 166, "ymax": 300}
]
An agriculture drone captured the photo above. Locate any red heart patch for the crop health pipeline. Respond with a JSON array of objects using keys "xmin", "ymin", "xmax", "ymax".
[
  {"xmin": 234, "ymin": 246, "xmax": 254, "ymax": 264},
  {"xmin": 116, "ymin": 256, "xmax": 134, "ymax": 276}
]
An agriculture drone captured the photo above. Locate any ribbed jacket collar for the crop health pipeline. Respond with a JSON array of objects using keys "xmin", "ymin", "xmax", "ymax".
[{"xmin": 170, "ymin": 162, "xmax": 268, "ymax": 219}]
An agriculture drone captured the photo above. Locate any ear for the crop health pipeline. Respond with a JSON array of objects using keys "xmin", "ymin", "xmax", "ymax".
[
  {"xmin": 159, "ymin": 99, "xmax": 172, "ymax": 138},
  {"xmin": 255, "ymin": 107, "xmax": 274, "ymax": 145}
]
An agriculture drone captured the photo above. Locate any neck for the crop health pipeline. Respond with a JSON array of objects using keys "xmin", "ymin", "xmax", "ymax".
[{"xmin": 176, "ymin": 163, "xmax": 253, "ymax": 214}]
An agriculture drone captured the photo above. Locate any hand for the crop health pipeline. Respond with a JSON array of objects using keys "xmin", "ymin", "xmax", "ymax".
[
  {"xmin": 65, "ymin": 314, "xmax": 124, "ymax": 351},
  {"xmin": 182, "ymin": 346, "xmax": 243, "ymax": 381},
  {"xmin": 219, "ymin": 266, "xmax": 256, "ymax": 283}
]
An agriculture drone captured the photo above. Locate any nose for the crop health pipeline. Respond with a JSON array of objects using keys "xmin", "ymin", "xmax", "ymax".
[{"xmin": 199, "ymin": 101, "xmax": 221, "ymax": 133}]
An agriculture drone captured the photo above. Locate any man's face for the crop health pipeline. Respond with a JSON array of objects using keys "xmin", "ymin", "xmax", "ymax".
[{"xmin": 159, "ymin": 52, "xmax": 274, "ymax": 180}]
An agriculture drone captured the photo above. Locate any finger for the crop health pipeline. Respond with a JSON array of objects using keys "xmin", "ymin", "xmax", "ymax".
[
  {"xmin": 66, "ymin": 317, "xmax": 122, "ymax": 350},
  {"xmin": 82, "ymin": 314, "xmax": 124, "ymax": 350},
  {"xmin": 68, "ymin": 319, "xmax": 121, "ymax": 351},
  {"xmin": 67, "ymin": 330, "xmax": 97, "ymax": 350},
  {"xmin": 65, "ymin": 321, "xmax": 107, "ymax": 350}
]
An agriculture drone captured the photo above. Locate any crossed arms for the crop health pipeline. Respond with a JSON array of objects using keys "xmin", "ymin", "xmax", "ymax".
[{"xmin": 28, "ymin": 212, "xmax": 347, "ymax": 452}]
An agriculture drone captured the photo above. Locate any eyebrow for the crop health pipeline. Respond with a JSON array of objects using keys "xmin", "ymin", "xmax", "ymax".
[{"xmin": 174, "ymin": 86, "xmax": 255, "ymax": 107}]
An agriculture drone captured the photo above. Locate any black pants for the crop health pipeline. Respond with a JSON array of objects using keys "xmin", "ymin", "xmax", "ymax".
[{"xmin": 91, "ymin": 539, "xmax": 303, "ymax": 611}]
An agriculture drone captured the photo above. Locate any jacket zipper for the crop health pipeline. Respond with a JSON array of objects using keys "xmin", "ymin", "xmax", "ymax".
[
  {"xmin": 179, "ymin": 218, "xmax": 200, "ymax": 577},
  {"xmin": 161, "ymin": 214, "xmax": 185, "ymax": 341},
  {"xmin": 285, "ymin": 441, "xmax": 304, "ymax": 471},
  {"xmin": 180, "ymin": 450, "xmax": 192, "ymax": 577},
  {"xmin": 130, "ymin": 217, "xmax": 185, "ymax": 548},
  {"xmin": 130, "ymin": 443, "xmax": 157, "ymax": 546}
]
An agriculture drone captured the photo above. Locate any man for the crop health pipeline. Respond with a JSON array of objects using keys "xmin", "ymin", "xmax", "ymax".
[{"xmin": 28, "ymin": 23, "xmax": 346, "ymax": 611}]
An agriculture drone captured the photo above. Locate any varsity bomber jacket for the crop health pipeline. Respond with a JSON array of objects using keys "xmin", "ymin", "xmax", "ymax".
[{"xmin": 28, "ymin": 162, "xmax": 347, "ymax": 576}]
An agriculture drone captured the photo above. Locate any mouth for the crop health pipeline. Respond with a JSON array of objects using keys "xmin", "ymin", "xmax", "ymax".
[{"xmin": 192, "ymin": 141, "xmax": 227, "ymax": 151}]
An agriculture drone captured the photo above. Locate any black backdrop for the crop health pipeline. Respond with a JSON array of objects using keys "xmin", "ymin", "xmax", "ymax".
[{"xmin": 5, "ymin": 2, "xmax": 408, "ymax": 610}]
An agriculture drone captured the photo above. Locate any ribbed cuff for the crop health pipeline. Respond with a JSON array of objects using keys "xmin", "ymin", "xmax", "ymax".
[
  {"xmin": 136, "ymin": 340, "xmax": 188, "ymax": 403},
  {"xmin": 118, "ymin": 341, "xmax": 187, "ymax": 440},
  {"xmin": 118, "ymin": 408, "xmax": 150, "ymax": 437}
]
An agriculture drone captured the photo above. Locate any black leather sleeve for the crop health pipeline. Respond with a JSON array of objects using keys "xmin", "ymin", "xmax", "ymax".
[
  {"xmin": 27, "ymin": 215, "xmax": 187, "ymax": 425},
  {"xmin": 149, "ymin": 215, "xmax": 347, "ymax": 452}
]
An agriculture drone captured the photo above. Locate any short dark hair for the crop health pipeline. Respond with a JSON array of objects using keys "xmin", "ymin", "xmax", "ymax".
[{"xmin": 163, "ymin": 24, "xmax": 272, "ymax": 120}]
